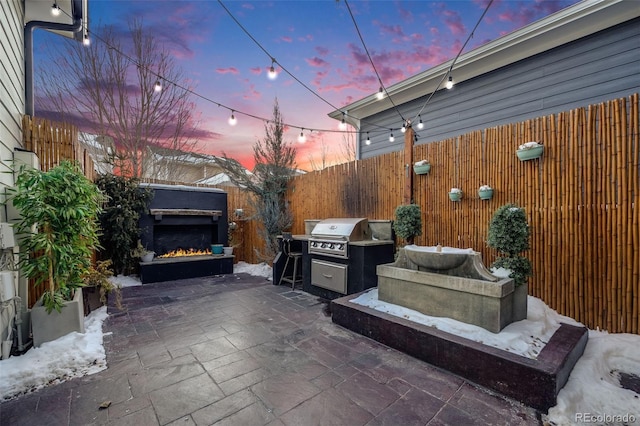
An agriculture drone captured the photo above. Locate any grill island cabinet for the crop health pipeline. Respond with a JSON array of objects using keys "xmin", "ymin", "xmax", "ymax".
[
  {"xmin": 303, "ymin": 240, "xmax": 394, "ymax": 300},
  {"xmin": 274, "ymin": 219, "xmax": 394, "ymax": 299}
]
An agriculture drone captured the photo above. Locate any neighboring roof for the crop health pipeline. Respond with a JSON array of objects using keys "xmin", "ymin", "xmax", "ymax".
[
  {"xmin": 329, "ymin": 0, "xmax": 640, "ymax": 128},
  {"xmin": 148, "ymin": 145, "xmax": 222, "ymax": 165},
  {"xmin": 196, "ymin": 170, "xmax": 254, "ymax": 187}
]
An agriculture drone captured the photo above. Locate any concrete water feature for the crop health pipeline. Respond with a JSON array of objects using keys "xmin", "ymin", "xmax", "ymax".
[{"xmin": 377, "ymin": 245, "xmax": 527, "ymax": 333}]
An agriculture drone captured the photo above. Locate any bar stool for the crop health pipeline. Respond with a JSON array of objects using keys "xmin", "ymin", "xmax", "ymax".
[{"xmin": 279, "ymin": 233, "xmax": 303, "ymax": 289}]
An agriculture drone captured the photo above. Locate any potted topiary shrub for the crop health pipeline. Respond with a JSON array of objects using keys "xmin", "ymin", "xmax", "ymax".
[
  {"xmin": 10, "ymin": 160, "xmax": 103, "ymax": 347},
  {"xmin": 487, "ymin": 203, "xmax": 532, "ymax": 321},
  {"xmin": 393, "ymin": 204, "xmax": 422, "ymax": 245}
]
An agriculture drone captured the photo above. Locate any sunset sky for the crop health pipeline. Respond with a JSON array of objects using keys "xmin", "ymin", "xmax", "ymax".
[{"xmin": 33, "ymin": 0, "xmax": 580, "ymax": 171}]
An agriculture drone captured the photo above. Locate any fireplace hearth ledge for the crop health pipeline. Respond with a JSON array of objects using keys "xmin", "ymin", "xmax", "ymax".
[
  {"xmin": 140, "ymin": 254, "xmax": 234, "ymax": 284},
  {"xmin": 331, "ymin": 290, "xmax": 588, "ymax": 412}
]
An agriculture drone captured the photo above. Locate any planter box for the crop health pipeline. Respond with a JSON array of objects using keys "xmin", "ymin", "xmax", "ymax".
[
  {"xmin": 478, "ymin": 189, "xmax": 494, "ymax": 200},
  {"xmin": 448, "ymin": 191, "xmax": 462, "ymax": 201},
  {"xmin": 332, "ymin": 292, "xmax": 588, "ymax": 412},
  {"xmin": 516, "ymin": 145, "xmax": 544, "ymax": 161},
  {"xmin": 413, "ymin": 164, "xmax": 431, "ymax": 175},
  {"xmin": 31, "ymin": 288, "xmax": 85, "ymax": 348}
]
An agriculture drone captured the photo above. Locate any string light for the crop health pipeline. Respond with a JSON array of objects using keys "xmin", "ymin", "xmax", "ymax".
[
  {"xmin": 268, "ymin": 59, "xmax": 277, "ymax": 80},
  {"xmin": 153, "ymin": 80, "xmax": 162, "ymax": 92},
  {"xmin": 228, "ymin": 111, "xmax": 237, "ymax": 126},
  {"xmin": 401, "ymin": 123, "xmax": 406, "ymax": 133},
  {"xmin": 376, "ymin": 86, "xmax": 384, "ymax": 100},
  {"xmin": 83, "ymin": 34, "xmax": 90, "ymax": 46},
  {"xmin": 339, "ymin": 114, "xmax": 347, "ymax": 130},
  {"xmin": 446, "ymin": 75, "xmax": 454, "ymax": 90},
  {"xmin": 51, "ymin": 2, "xmax": 61, "ymax": 16},
  {"xmin": 417, "ymin": 115, "xmax": 424, "ymax": 129},
  {"xmin": 366, "ymin": 132, "xmax": 371, "ymax": 145},
  {"xmin": 389, "ymin": 130, "xmax": 394, "ymax": 142},
  {"xmin": 298, "ymin": 129, "xmax": 306, "ymax": 143}
]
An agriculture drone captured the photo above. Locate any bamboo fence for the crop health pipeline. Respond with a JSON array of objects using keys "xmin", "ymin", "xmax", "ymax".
[{"xmin": 287, "ymin": 94, "xmax": 639, "ymax": 334}]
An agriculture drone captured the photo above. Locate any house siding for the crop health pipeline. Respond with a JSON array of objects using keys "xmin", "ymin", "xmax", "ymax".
[
  {"xmin": 0, "ymin": 0, "xmax": 25, "ymax": 209},
  {"xmin": 360, "ymin": 16, "xmax": 640, "ymax": 158}
]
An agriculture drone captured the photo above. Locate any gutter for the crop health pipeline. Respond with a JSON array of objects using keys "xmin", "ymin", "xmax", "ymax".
[{"xmin": 24, "ymin": 0, "xmax": 84, "ymax": 116}]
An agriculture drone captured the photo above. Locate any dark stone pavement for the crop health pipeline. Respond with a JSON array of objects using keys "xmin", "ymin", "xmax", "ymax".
[{"xmin": 1, "ymin": 273, "xmax": 541, "ymax": 425}]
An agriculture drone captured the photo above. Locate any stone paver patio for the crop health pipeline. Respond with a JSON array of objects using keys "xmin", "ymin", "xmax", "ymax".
[{"xmin": 0, "ymin": 273, "xmax": 541, "ymax": 425}]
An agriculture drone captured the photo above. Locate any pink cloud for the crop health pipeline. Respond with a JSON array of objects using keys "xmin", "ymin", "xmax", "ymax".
[
  {"xmin": 250, "ymin": 67, "xmax": 262, "ymax": 75},
  {"xmin": 306, "ymin": 57, "xmax": 330, "ymax": 68},
  {"xmin": 280, "ymin": 36, "xmax": 293, "ymax": 43},
  {"xmin": 216, "ymin": 67, "xmax": 239, "ymax": 75},
  {"xmin": 497, "ymin": 0, "xmax": 572, "ymax": 28},
  {"xmin": 442, "ymin": 9, "xmax": 466, "ymax": 36},
  {"xmin": 373, "ymin": 20, "xmax": 405, "ymax": 38},
  {"xmin": 315, "ymin": 46, "xmax": 329, "ymax": 56}
]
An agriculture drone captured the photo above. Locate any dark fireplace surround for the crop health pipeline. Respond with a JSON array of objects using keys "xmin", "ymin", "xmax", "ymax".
[
  {"xmin": 138, "ymin": 184, "xmax": 232, "ymax": 283},
  {"xmin": 139, "ymin": 184, "xmax": 228, "ymax": 254}
]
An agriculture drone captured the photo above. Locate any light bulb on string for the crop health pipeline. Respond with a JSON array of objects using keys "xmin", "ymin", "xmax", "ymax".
[
  {"xmin": 51, "ymin": 2, "xmax": 61, "ymax": 16},
  {"xmin": 268, "ymin": 59, "xmax": 277, "ymax": 80},
  {"xmin": 446, "ymin": 75, "xmax": 454, "ymax": 90},
  {"xmin": 339, "ymin": 114, "xmax": 347, "ymax": 130},
  {"xmin": 365, "ymin": 133, "xmax": 371, "ymax": 145},
  {"xmin": 83, "ymin": 34, "xmax": 90, "ymax": 46},
  {"xmin": 298, "ymin": 129, "xmax": 306, "ymax": 143},
  {"xmin": 401, "ymin": 123, "xmax": 406, "ymax": 133},
  {"xmin": 228, "ymin": 111, "xmax": 237, "ymax": 126},
  {"xmin": 153, "ymin": 80, "xmax": 162, "ymax": 92},
  {"xmin": 417, "ymin": 115, "xmax": 424, "ymax": 129},
  {"xmin": 376, "ymin": 86, "xmax": 384, "ymax": 100},
  {"xmin": 389, "ymin": 131, "xmax": 394, "ymax": 142}
]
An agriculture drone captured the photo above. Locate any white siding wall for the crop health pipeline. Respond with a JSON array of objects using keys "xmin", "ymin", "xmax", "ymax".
[
  {"xmin": 0, "ymin": 0, "xmax": 25, "ymax": 208},
  {"xmin": 0, "ymin": 0, "xmax": 24, "ymax": 355}
]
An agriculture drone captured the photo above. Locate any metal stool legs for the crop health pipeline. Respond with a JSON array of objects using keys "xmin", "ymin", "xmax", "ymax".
[{"xmin": 279, "ymin": 253, "xmax": 302, "ymax": 289}]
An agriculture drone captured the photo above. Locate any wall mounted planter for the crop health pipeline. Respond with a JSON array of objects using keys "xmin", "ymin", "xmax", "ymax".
[
  {"xmin": 448, "ymin": 191, "xmax": 462, "ymax": 202},
  {"xmin": 516, "ymin": 145, "xmax": 544, "ymax": 161},
  {"xmin": 413, "ymin": 164, "xmax": 431, "ymax": 175},
  {"xmin": 478, "ymin": 189, "xmax": 494, "ymax": 200}
]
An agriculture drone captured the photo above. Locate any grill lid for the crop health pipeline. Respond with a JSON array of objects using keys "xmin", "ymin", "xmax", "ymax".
[{"xmin": 310, "ymin": 218, "xmax": 370, "ymax": 241}]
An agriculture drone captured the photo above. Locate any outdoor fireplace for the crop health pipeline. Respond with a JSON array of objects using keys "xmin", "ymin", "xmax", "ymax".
[{"xmin": 138, "ymin": 184, "xmax": 232, "ymax": 283}]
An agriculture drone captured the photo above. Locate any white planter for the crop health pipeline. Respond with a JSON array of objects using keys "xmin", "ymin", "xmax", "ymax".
[
  {"xmin": 223, "ymin": 247, "xmax": 234, "ymax": 255},
  {"xmin": 141, "ymin": 252, "xmax": 154, "ymax": 262},
  {"xmin": 31, "ymin": 288, "xmax": 85, "ymax": 348}
]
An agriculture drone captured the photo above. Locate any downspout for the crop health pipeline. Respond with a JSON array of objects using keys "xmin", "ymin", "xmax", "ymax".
[{"xmin": 24, "ymin": 0, "xmax": 84, "ymax": 116}]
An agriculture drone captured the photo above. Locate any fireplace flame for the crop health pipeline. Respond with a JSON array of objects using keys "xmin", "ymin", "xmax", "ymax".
[{"xmin": 158, "ymin": 248, "xmax": 211, "ymax": 258}]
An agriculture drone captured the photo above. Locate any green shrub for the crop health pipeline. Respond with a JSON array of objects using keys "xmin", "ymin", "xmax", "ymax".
[
  {"xmin": 393, "ymin": 204, "xmax": 422, "ymax": 245},
  {"xmin": 487, "ymin": 204, "xmax": 532, "ymax": 286},
  {"xmin": 95, "ymin": 174, "xmax": 152, "ymax": 275}
]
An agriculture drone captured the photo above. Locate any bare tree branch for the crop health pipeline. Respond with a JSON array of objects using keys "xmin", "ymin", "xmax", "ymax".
[{"xmin": 38, "ymin": 19, "xmax": 201, "ymax": 179}]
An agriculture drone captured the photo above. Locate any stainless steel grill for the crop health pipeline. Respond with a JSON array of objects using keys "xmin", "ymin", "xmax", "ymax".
[{"xmin": 308, "ymin": 218, "xmax": 370, "ymax": 259}]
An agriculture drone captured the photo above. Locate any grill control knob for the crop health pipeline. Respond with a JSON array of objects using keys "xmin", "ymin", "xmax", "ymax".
[
  {"xmin": 338, "ymin": 244, "xmax": 345, "ymax": 250},
  {"xmin": 329, "ymin": 243, "xmax": 334, "ymax": 249},
  {"xmin": 321, "ymin": 242, "xmax": 327, "ymax": 248}
]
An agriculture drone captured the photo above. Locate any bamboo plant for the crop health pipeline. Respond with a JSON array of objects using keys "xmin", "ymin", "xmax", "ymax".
[{"xmin": 10, "ymin": 161, "xmax": 103, "ymax": 313}]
